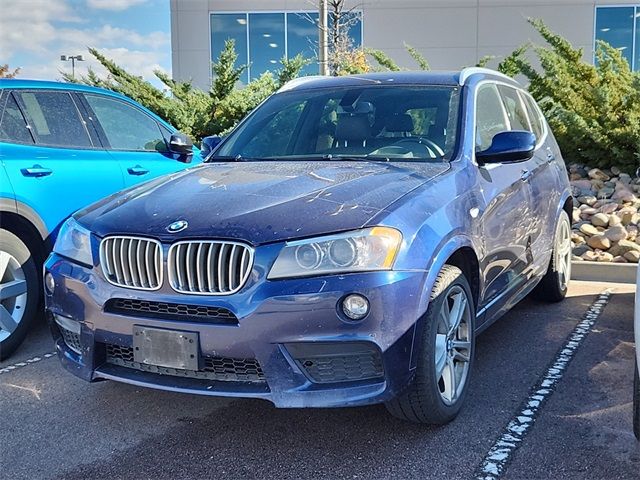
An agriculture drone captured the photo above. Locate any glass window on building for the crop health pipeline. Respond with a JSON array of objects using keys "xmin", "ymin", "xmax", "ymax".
[
  {"xmin": 211, "ymin": 11, "xmax": 363, "ymax": 84},
  {"xmin": 595, "ymin": 6, "xmax": 638, "ymax": 70},
  {"xmin": 211, "ymin": 13, "xmax": 249, "ymax": 84}
]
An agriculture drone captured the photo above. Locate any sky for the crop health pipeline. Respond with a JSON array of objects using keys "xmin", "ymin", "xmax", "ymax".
[{"xmin": 1, "ymin": 0, "xmax": 171, "ymax": 87}]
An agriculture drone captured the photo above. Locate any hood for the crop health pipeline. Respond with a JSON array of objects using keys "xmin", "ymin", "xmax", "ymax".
[{"xmin": 78, "ymin": 161, "xmax": 449, "ymax": 245}]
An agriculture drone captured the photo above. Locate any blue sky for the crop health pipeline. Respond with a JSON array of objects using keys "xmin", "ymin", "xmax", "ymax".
[{"xmin": 1, "ymin": 0, "xmax": 171, "ymax": 86}]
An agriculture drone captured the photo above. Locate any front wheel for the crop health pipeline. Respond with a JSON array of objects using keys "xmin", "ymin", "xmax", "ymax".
[
  {"xmin": 532, "ymin": 210, "xmax": 571, "ymax": 302},
  {"xmin": 0, "ymin": 229, "xmax": 40, "ymax": 360},
  {"xmin": 386, "ymin": 265, "xmax": 475, "ymax": 424}
]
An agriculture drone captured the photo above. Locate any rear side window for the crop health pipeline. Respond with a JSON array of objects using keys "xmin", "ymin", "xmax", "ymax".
[
  {"xmin": 84, "ymin": 94, "xmax": 167, "ymax": 152},
  {"xmin": 521, "ymin": 93, "xmax": 545, "ymax": 143},
  {"xmin": 475, "ymin": 84, "xmax": 509, "ymax": 151},
  {"xmin": 0, "ymin": 94, "xmax": 34, "ymax": 144},
  {"xmin": 498, "ymin": 86, "xmax": 530, "ymax": 132},
  {"xmin": 16, "ymin": 91, "xmax": 92, "ymax": 148}
]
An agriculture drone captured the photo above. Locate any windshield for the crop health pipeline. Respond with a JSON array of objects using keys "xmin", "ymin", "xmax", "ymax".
[{"xmin": 214, "ymin": 85, "xmax": 461, "ymax": 162}]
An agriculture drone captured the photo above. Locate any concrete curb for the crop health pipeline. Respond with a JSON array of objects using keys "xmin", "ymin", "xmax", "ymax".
[{"xmin": 571, "ymin": 261, "xmax": 637, "ymax": 284}]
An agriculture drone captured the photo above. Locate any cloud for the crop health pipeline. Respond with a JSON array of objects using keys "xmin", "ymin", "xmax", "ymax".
[
  {"xmin": 2, "ymin": 0, "xmax": 170, "ymax": 84},
  {"xmin": 87, "ymin": 0, "xmax": 147, "ymax": 11}
]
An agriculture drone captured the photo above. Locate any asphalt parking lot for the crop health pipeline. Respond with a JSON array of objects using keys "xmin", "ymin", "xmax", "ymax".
[{"xmin": 2, "ymin": 281, "xmax": 639, "ymax": 480}]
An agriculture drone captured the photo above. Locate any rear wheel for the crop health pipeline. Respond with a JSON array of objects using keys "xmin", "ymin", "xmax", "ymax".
[
  {"xmin": 386, "ymin": 265, "xmax": 475, "ymax": 424},
  {"xmin": 532, "ymin": 210, "xmax": 571, "ymax": 302},
  {"xmin": 0, "ymin": 229, "xmax": 39, "ymax": 360}
]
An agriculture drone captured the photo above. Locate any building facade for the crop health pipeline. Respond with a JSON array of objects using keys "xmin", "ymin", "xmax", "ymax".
[{"xmin": 171, "ymin": 0, "xmax": 640, "ymax": 90}]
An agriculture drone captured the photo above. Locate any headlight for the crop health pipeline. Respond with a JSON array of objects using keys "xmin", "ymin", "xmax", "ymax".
[
  {"xmin": 268, "ymin": 227, "xmax": 402, "ymax": 279},
  {"xmin": 53, "ymin": 217, "xmax": 93, "ymax": 266}
]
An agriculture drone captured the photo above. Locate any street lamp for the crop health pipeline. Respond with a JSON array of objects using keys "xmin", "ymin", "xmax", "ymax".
[{"xmin": 60, "ymin": 54, "xmax": 84, "ymax": 79}]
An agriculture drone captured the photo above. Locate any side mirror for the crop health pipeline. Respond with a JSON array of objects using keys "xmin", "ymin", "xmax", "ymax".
[
  {"xmin": 168, "ymin": 132, "xmax": 193, "ymax": 159},
  {"xmin": 200, "ymin": 135, "xmax": 224, "ymax": 158},
  {"xmin": 476, "ymin": 130, "xmax": 536, "ymax": 165}
]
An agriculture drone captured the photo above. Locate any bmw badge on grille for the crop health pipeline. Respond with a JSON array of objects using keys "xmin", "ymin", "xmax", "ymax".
[{"xmin": 167, "ymin": 220, "xmax": 188, "ymax": 233}]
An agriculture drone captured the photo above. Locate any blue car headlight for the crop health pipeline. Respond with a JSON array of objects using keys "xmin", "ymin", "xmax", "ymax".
[
  {"xmin": 268, "ymin": 227, "xmax": 402, "ymax": 279},
  {"xmin": 53, "ymin": 217, "xmax": 93, "ymax": 266}
]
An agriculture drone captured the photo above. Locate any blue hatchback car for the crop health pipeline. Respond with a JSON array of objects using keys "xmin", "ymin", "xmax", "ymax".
[
  {"xmin": 0, "ymin": 79, "xmax": 200, "ymax": 359},
  {"xmin": 45, "ymin": 69, "xmax": 572, "ymax": 423}
]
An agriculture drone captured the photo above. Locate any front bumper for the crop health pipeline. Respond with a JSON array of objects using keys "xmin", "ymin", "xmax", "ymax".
[{"xmin": 44, "ymin": 253, "xmax": 427, "ymax": 408}]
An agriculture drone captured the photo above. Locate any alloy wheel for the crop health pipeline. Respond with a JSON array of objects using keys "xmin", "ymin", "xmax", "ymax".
[
  {"xmin": 0, "ymin": 250, "xmax": 28, "ymax": 342},
  {"xmin": 434, "ymin": 285, "xmax": 472, "ymax": 405}
]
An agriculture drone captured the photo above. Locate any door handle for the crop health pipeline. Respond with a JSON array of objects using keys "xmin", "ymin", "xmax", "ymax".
[
  {"xmin": 520, "ymin": 169, "xmax": 533, "ymax": 182},
  {"xmin": 21, "ymin": 165, "xmax": 53, "ymax": 178},
  {"xmin": 546, "ymin": 148, "xmax": 556, "ymax": 163},
  {"xmin": 127, "ymin": 166, "xmax": 149, "ymax": 176}
]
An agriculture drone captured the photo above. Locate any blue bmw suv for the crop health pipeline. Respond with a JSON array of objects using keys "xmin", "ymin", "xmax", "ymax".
[
  {"xmin": 45, "ymin": 69, "xmax": 572, "ymax": 423},
  {"xmin": 0, "ymin": 79, "xmax": 199, "ymax": 359}
]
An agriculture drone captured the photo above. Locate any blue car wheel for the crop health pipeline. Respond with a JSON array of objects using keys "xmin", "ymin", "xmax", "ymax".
[{"xmin": 0, "ymin": 229, "xmax": 39, "ymax": 360}]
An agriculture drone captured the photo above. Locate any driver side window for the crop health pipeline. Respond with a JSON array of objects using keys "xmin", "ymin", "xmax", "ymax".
[{"xmin": 475, "ymin": 84, "xmax": 509, "ymax": 152}]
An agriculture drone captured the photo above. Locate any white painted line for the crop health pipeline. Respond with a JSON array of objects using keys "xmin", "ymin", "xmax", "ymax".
[
  {"xmin": 475, "ymin": 289, "xmax": 614, "ymax": 480},
  {"xmin": 0, "ymin": 352, "xmax": 57, "ymax": 375}
]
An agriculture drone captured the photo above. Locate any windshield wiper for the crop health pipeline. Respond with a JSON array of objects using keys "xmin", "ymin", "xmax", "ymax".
[{"xmin": 206, "ymin": 154, "xmax": 258, "ymax": 163}]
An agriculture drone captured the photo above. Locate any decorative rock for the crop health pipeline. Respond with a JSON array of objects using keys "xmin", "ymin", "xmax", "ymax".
[
  {"xmin": 571, "ymin": 179, "xmax": 593, "ymax": 191},
  {"xmin": 612, "ymin": 255, "xmax": 628, "ymax": 263},
  {"xmin": 569, "ymin": 173, "xmax": 583, "ymax": 181},
  {"xmin": 603, "ymin": 225, "xmax": 627, "ymax": 242},
  {"xmin": 579, "ymin": 224, "xmax": 599, "ymax": 236},
  {"xmin": 577, "ymin": 195, "xmax": 597, "ymax": 206},
  {"xmin": 572, "ymin": 255, "xmax": 584, "ymax": 261},
  {"xmin": 588, "ymin": 168, "xmax": 609, "ymax": 182},
  {"xmin": 608, "ymin": 214, "xmax": 621, "ymax": 227},
  {"xmin": 587, "ymin": 234, "xmax": 610, "ymax": 250},
  {"xmin": 627, "ymin": 225, "xmax": 638, "ymax": 240},
  {"xmin": 611, "ymin": 166, "xmax": 621, "ymax": 176},
  {"xmin": 591, "ymin": 213, "xmax": 609, "ymax": 227},
  {"xmin": 571, "ymin": 233, "xmax": 586, "ymax": 246},
  {"xmin": 573, "ymin": 244, "xmax": 591, "ymax": 256},
  {"xmin": 572, "ymin": 208, "xmax": 581, "ymax": 223},
  {"xmin": 619, "ymin": 173, "xmax": 632, "ymax": 184},
  {"xmin": 608, "ymin": 239, "xmax": 640, "ymax": 257},
  {"xmin": 597, "ymin": 187, "xmax": 614, "ymax": 199},
  {"xmin": 596, "ymin": 252, "xmax": 614, "ymax": 262},
  {"xmin": 624, "ymin": 250, "xmax": 640, "ymax": 263},
  {"xmin": 598, "ymin": 203, "xmax": 618, "ymax": 214},
  {"xmin": 581, "ymin": 251, "xmax": 599, "ymax": 261},
  {"xmin": 613, "ymin": 190, "xmax": 636, "ymax": 203}
]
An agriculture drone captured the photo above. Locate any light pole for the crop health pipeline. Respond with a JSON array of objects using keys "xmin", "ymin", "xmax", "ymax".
[
  {"xmin": 60, "ymin": 55, "xmax": 84, "ymax": 79},
  {"xmin": 318, "ymin": 0, "xmax": 329, "ymax": 75}
]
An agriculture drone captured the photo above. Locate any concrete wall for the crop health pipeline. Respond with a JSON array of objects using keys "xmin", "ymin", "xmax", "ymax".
[{"xmin": 171, "ymin": 0, "xmax": 631, "ymax": 90}]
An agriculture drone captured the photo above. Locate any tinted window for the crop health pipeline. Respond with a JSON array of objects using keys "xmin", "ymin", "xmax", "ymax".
[
  {"xmin": 16, "ymin": 91, "xmax": 92, "ymax": 148},
  {"xmin": 475, "ymin": 84, "xmax": 509, "ymax": 151},
  {"xmin": 85, "ymin": 94, "xmax": 166, "ymax": 152},
  {"xmin": 498, "ymin": 86, "xmax": 530, "ymax": 131},
  {"xmin": 217, "ymin": 85, "xmax": 460, "ymax": 161},
  {"xmin": 0, "ymin": 94, "xmax": 34, "ymax": 144},
  {"xmin": 522, "ymin": 93, "xmax": 545, "ymax": 143}
]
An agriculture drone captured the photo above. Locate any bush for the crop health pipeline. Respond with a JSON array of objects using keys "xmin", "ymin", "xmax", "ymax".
[{"xmin": 498, "ymin": 19, "xmax": 640, "ymax": 173}]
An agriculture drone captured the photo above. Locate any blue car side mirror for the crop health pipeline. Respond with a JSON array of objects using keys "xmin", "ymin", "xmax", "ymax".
[
  {"xmin": 169, "ymin": 132, "xmax": 194, "ymax": 162},
  {"xmin": 201, "ymin": 135, "xmax": 224, "ymax": 158},
  {"xmin": 476, "ymin": 130, "xmax": 536, "ymax": 164}
]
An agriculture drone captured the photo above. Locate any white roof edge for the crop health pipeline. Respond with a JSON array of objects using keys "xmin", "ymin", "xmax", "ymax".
[
  {"xmin": 277, "ymin": 75, "xmax": 326, "ymax": 93},
  {"xmin": 458, "ymin": 67, "xmax": 516, "ymax": 86}
]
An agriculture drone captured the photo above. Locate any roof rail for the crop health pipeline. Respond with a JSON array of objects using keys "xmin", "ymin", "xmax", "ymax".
[
  {"xmin": 277, "ymin": 75, "xmax": 325, "ymax": 93},
  {"xmin": 458, "ymin": 67, "xmax": 516, "ymax": 86}
]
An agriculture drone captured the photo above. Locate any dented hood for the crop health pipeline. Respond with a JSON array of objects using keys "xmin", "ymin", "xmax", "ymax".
[{"xmin": 77, "ymin": 161, "xmax": 449, "ymax": 245}]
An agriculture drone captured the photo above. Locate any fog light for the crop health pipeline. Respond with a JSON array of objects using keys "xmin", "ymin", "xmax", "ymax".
[
  {"xmin": 342, "ymin": 294, "xmax": 370, "ymax": 320},
  {"xmin": 45, "ymin": 272, "xmax": 55, "ymax": 294}
]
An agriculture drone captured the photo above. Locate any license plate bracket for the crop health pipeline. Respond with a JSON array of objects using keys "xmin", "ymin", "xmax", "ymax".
[{"xmin": 132, "ymin": 326, "xmax": 199, "ymax": 371}]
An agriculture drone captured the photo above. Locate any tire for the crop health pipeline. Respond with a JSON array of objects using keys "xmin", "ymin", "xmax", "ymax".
[
  {"xmin": 634, "ymin": 358, "xmax": 640, "ymax": 441},
  {"xmin": 0, "ymin": 229, "xmax": 40, "ymax": 360},
  {"xmin": 386, "ymin": 265, "xmax": 475, "ymax": 424},
  {"xmin": 532, "ymin": 210, "xmax": 571, "ymax": 303}
]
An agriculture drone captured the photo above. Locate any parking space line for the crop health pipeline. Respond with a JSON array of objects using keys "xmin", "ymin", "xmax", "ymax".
[
  {"xmin": 0, "ymin": 352, "xmax": 57, "ymax": 375},
  {"xmin": 474, "ymin": 289, "xmax": 614, "ymax": 480}
]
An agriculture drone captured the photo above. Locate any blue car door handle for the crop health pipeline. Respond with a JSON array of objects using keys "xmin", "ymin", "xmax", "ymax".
[
  {"xmin": 21, "ymin": 165, "xmax": 53, "ymax": 177},
  {"xmin": 127, "ymin": 165, "xmax": 149, "ymax": 176}
]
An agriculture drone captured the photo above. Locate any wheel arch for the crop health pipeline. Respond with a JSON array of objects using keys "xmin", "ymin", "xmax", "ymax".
[{"xmin": 0, "ymin": 210, "xmax": 50, "ymax": 266}]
